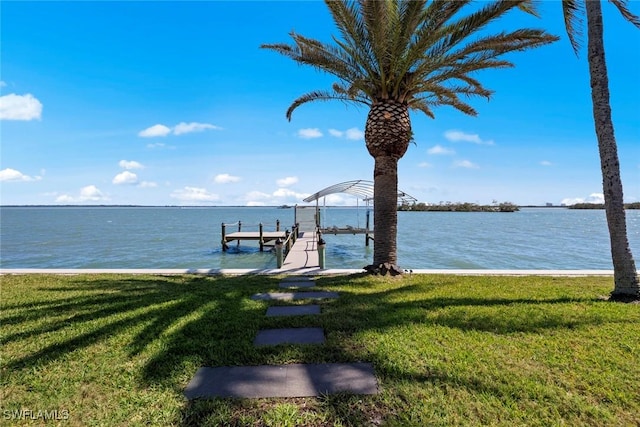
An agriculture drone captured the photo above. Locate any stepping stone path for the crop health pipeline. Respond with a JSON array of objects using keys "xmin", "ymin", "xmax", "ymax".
[
  {"xmin": 184, "ymin": 276, "xmax": 378, "ymax": 399},
  {"xmin": 250, "ymin": 291, "xmax": 340, "ymax": 301},
  {"xmin": 185, "ymin": 363, "xmax": 378, "ymax": 399},
  {"xmin": 266, "ymin": 305, "xmax": 320, "ymax": 317},
  {"xmin": 254, "ymin": 327, "xmax": 325, "ymax": 346},
  {"xmin": 279, "ymin": 280, "xmax": 317, "ymax": 289}
]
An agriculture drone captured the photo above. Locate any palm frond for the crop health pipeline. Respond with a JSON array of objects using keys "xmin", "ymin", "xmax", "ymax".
[
  {"xmin": 406, "ymin": 98, "xmax": 435, "ymax": 119},
  {"xmin": 286, "ymin": 89, "xmax": 369, "ymax": 121},
  {"xmin": 608, "ymin": 0, "xmax": 640, "ymax": 29},
  {"xmin": 517, "ymin": 0, "xmax": 541, "ymax": 18},
  {"xmin": 264, "ymin": 0, "xmax": 559, "ymax": 121},
  {"xmin": 440, "ymin": 0, "xmax": 532, "ymax": 53},
  {"xmin": 325, "ymin": 1, "xmax": 378, "ymax": 78},
  {"xmin": 562, "ymin": 0, "xmax": 584, "ymax": 55}
]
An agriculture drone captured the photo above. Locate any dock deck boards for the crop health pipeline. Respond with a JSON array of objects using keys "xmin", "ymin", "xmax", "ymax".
[
  {"xmin": 224, "ymin": 231, "xmax": 286, "ymax": 241},
  {"xmin": 281, "ymin": 232, "xmax": 319, "ymax": 270}
]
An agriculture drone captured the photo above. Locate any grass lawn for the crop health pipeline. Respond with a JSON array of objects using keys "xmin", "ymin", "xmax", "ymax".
[{"xmin": 1, "ymin": 273, "xmax": 638, "ymax": 426}]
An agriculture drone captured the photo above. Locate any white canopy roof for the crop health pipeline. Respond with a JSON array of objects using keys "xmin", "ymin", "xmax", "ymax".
[{"xmin": 303, "ymin": 180, "xmax": 417, "ymax": 205}]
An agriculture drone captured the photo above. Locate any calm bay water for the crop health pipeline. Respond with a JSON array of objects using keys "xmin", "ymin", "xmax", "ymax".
[{"xmin": 1, "ymin": 206, "xmax": 639, "ymax": 270}]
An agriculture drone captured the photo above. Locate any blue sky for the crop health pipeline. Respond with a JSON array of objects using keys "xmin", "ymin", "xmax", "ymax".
[{"xmin": 1, "ymin": 1, "xmax": 638, "ymax": 206}]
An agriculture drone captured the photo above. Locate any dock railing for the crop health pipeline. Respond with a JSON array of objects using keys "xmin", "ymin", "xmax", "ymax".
[
  {"xmin": 275, "ymin": 223, "xmax": 300, "ymax": 268},
  {"xmin": 221, "ymin": 220, "xmax": 300, "ymax": 254}
]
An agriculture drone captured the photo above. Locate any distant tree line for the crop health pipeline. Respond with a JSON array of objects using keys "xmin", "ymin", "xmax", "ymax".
[
  {"xmin": 398, "ymin": 201, "xmax": 519, "ymax": 212},
  {"xmin": 568, "ymin": 202, "xmax": 640, "ymax": 210}
]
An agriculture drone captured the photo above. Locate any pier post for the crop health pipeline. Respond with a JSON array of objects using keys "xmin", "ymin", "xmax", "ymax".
[
  {"xmin": 318, "ymin": 237, "xmax": 326, "ymax": 269},
  {"xmin": 221, "ymin": 222, "xmax": 228, "ymax": 251},
  {"xmin": 285, "ymin": 230, "xmax": 292, "ymax": 252},
  {"xmin": 237, "ymin": 221, "xmax": 241, "ymax": 247},
  {"xmin": 276, "ymin": 220, "xmax": 280, "ymax": 232},
  {"xmin": 259, "ymin": 223, "xmax": 264, "ymax": 251},
  {"xmin": 365, "ymin": 211, "xmax": 371, "ymax": 247},
  {"xmin": 275, "ymin": 238, "xmax": 284, "ymax": 268}
]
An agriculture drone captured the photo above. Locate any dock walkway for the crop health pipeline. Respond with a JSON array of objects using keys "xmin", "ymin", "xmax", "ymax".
[{"xmin": 280, "ymin": 231, "xmax": 319, "ymax": 271}]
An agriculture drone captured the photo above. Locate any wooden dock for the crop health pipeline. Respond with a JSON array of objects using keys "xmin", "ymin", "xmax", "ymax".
[
  {"xmin": 280, "ymin": 232, "xmax": 319, "ymax": 270},
  {"xmin": 221, "ymin": 218, "xmax": 322, "ymax": 270},
  {"xmin": 221, "ymin": 220, "xmax": 288, "ymax": 252},
  {"xmin": 222, "ymin": 231, "xmax": 287, "ymax": 251}
]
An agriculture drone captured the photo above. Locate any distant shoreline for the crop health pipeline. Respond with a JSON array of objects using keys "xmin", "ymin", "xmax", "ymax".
[
  {"xmin": 0, "ymin": 204, "xmax": 637, "ymax": 209},
  {"xmin": 0, "ymin": 204, "xmax": 559, "ymax": 209}
]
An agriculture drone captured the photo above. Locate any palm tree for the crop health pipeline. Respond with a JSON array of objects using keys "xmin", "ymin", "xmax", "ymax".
[
  {"xmin": 561, "ymin": 0, "xmax": 639, "ymax": 300},
  {"xmin": 262, "ymin": 0, "xmax": 557, "ymax": 274}
]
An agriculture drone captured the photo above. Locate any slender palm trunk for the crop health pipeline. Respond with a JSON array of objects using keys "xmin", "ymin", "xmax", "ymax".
[
  {"xmin": 373, "ymin": 155, "xmax": 399, "ymax": 267},
  {"xmin": 364, "ymin": 100, "xmax": 411, "ymax": 272},
  {"xmin": 585, "ymin": 0, "xmax": 639, "ymax": 298}
]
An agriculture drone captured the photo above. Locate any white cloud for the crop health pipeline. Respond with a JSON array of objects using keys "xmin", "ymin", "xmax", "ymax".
[
  {"xmin": 427, "ymin": 145, "xmax": 455, "ymax": 155},
  {"xmin": 345, "ymin": 127, "xmax": 364, "ymax": 140},
  {"xmin": 418, "ymin": 162, "xmax": 432, "ymax": 168},
  {"xmin": 0, "ymin": 168, "xmax": 41, "ymax": 182},
  {"xmin": 139, "ymin": 124, "xmax": 171, "ymax": 137},
  {"xmin": 245, "ymin": 190, "xmax": 271, "ymax": 206},
  {"xmin": 244, "ymin": 188, "xmax": 311, "ymax": 206},
  {"xmin": 453, "ymin": 160, "xmax": 479, "ymax": 169},
  {"xmin": 112, "ymin": 171, "xmax": 138, "ymax": 185},
  {"xmin": 277, "ymin": 176, "xmax": 298, "ymax": 187},
  {"xmin": 119, "ymin": 160, "xmax": 144, "ymax": 170},
  {"xmin": 80, "ymin": 185, "xmax": 106, "ymax": 200},
  {"xmin": 139, "ymin": 122, "xmax": 221, "ymax": 138},
  {"xmin": 56, "ymin": 185, "xmax": 109, "ymax": 203},
  {"xmin": 328, "ymin": 127, "xmax": 364, "ymax": 141},
  {"xmin": 540, "ymin": 160, "xmax": 553, "ymax": 166},
  {"xmin": 0, "ymin": 81, "xmax": 7, "ymax": 88},
  {"xmin": 322, "ymin": 194, "xmax": 353, "ymax": 206},
  {"xmin": 173, "ymin": 121, "xmax": 221, "ymax": 135},
  {"xmin": 444, "ymin": 130, "xmax": 494, "ymax": 145},
  {"xmin": 0, "ymin": 93, "xmax": 43, "ymax": 121},
  {"xmin": 273, "ymin": 188, "xmax": 305, "ymax": 198},
  {"xmin": 170, "ymin": 186, "xmax": 219, "ymax": 202},
  {"xmin": 138, "ymin": 181, "xmax": 158, "ymax": 188},
  {"xmin": 214, "ymin": 173, "xmax": 241, "ymax": 184},
  {"xmin": 561, "ymin": 193, "xmax": 605, "ymax": 206},
  {"xmin": 146, "ymin": 142, "xmax": 174, "ymax": 149},
  {"xmin": 298, "ymin": 128, "xmax": 323, "ymax": 139}
]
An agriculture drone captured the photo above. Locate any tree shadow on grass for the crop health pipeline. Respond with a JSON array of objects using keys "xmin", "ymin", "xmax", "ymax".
[
  {"xmin": 5, "ymin": 274, "xmax": 634, "ymax": 426},
  {"xmin": 2, "ymin": 275, "xmax": 280, "ymax": 384},
  {"xmin": 172, "ymin": 276, "xmax": 633, "ymax": 426},
  {"xmin": 314, "ymin": 275, "xmax": 622, "ymax": 335}
]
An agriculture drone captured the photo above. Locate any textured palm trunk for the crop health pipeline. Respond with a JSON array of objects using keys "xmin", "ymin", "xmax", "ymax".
[
  {"xmin": 372, "ymin": 156, "xmax": 399, "ymax": 268},
  {"xmin": 585, "ymin": 0, "xmax": 639, "ymax": 298},
  {"xmin": 364, "ymin": 100, "xmax": 411, "ymax": 272}
]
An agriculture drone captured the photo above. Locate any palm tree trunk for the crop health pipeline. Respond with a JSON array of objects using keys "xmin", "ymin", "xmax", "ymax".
[
  {"xmin": 585, "ymin": 0, "xmax": 639, "ymax": 299},
  {"xmin": 364, "ymin": 100, "xmax": 412, "ymax": 274},
  {"xmin": 373, "ymin": 155, "xmax": 399, "ymax": 268}
]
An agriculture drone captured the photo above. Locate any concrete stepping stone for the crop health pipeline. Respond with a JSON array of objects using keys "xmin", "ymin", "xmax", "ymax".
[
  {"xmin": 279, "ymin": 281, "xmax": 316, "ymax": 289},
  {"xmin": 266, "ymin": 305, "xmax": 320, "ymax": 317},
  {"xmin": 184, "ymin": 362, "xmax": 378, "ymax": 398},
  {"xmin": 251, "ymin": 291, "xmax": 339, "ymax": 301},
  {"xmin": 280, "ymin": 276, "xmax": 314, "ymax": 282},
  {"xmin": 254, "ymin": 327, "xmax": 325, "ymax": 346}
]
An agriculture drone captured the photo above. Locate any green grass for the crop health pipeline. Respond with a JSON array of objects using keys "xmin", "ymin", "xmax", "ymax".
[{"xmin": 1, "ymin": 274, "xmax": 638, "ymax": 426}]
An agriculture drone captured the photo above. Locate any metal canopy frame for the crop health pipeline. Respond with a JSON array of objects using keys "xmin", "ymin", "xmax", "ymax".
[{"xmin": 302, "ymin": 180, "xmax": 417, "ymax": 205}]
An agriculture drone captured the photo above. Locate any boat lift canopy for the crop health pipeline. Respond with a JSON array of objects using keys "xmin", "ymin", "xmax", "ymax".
[{"xmin": 302, "ymin": 180, "xmax": 417, "ymax": 205}]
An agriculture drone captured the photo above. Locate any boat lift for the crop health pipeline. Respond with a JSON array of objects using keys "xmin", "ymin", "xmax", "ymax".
[{"xmin": 300, "ymin": 180, "xmax": 417, "ymax": 246}]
